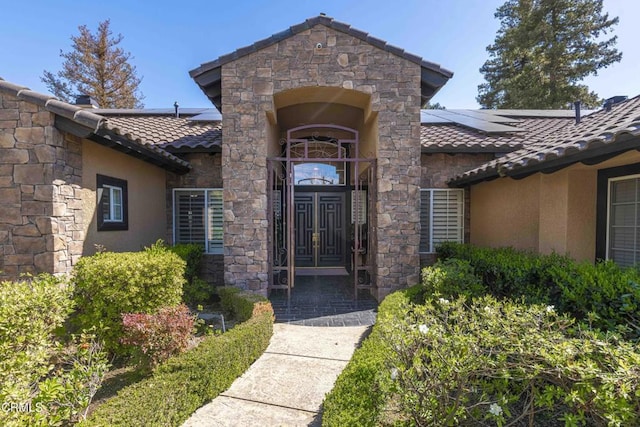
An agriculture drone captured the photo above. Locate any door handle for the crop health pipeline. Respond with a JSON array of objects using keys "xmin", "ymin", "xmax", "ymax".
[{"xmin": 312, "ymin": 232, "xmax": 319, "ymax": 248}]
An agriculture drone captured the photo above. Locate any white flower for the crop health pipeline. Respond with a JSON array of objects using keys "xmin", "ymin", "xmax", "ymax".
[
  {"xmin": 418, "ymin": 324, "xmax": 429, "ymax": 334},
  {"xmin": 390, "ymin": 367, "xmax": 399, "ymax": 381},
  {"xmin": 489, "ymin": 403, "xmax": 503, "ymax": 416},
  {"xmin": 438, "ymin": 298, "xmax": 450, "ymax": 304},
  {"xmin": 546, "ymin": 305, "xmax": 555, "ymax": 313}
]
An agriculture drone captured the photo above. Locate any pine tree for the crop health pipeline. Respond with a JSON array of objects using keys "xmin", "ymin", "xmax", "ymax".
[
  {"xmin": 42, "ymin": 20, "xmax": 144, "ymax": 108},
  {"xmin": 477, "ymin": 0, "xmax": 621, "ymax": 109}
]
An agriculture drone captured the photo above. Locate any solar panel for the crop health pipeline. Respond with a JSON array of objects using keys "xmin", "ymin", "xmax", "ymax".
[
  {"xmin": 420, "ymin": 110, "xmax": 453, "ymax": 123},
  {"xmin": 487, "ymin": 109, "xmax": 591, "ymax": 118},
  {"xmin": 188, "ymin": 110, "xmax": 222, "ymax": 121},
  {"xmin": 448, "ymin": 109, "xmax": 523, "ymax": 123},
  {"xmin": 426, "ymin": 110, "xmax": 525, "ymax": 133}
]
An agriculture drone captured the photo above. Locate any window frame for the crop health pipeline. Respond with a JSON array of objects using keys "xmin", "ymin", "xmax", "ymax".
[
  {"xmin": 172, "ymin": 188, "xmax": 224, "ymax": 255},
  {"xmin": 419, "ymin": 188, "xmax": 465, "ymax": 254},
  {"xmin": 596, "ymin": 163, "xmax": 640, "ymax": 265},
  {"xmin": 97, "ymin": 174, "xmax": 128, "ymax": 231}
]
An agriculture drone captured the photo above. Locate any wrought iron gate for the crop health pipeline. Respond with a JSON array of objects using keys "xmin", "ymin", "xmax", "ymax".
[{"xmin": 267, "ymin": 124, "xmax": 375, "ymax": 305}]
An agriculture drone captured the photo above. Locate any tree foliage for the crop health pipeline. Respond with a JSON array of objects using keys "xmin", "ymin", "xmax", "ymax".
[
  {"xmin": 42, "ymin": 19, "xmax": 144, "ymax": 108},
  {"xmin": 477, "ymin": 0, "xmax": 621, "ymax": 109},
  {"xmin": 425, "ymin": 102, "xmax": 446, "ymax": 110}
]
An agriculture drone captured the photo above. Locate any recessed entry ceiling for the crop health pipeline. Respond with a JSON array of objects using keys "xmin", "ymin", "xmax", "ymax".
[{"xmin": 277, "ymin": 102, "xmax": 364, "ymax": 130}]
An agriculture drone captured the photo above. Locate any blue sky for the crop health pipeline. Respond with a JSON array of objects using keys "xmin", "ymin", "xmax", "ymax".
[{"xmin": 1, "ymin": 0, "xmax": 637, "ymax": 109}]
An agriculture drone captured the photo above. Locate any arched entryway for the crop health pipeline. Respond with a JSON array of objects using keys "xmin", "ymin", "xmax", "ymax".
[{"xmin": 267, "ymin": 123, "xmax": 376, "ymax": 306}]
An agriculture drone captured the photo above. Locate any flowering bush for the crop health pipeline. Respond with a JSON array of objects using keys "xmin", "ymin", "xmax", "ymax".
[
  {"xmin": 380, "ymin": 294, "xmax": 640, "ymax": 426},
  {"xmin": 121, "ymin": 304, "xmax": 196, "ymax": 370}
]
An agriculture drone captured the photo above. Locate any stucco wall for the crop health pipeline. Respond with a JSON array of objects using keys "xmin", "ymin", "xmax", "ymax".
[
  {"xmin": 469, "ymin": 150, "xmax": 640, "ymax": 262},
  {"xmin": 470, "ymin": 174, "xmax": 541, "ymax": 251},
  {"xmin": 221, "ymin": 24, "xmax": 423, "ymax": 297},
  {"xmin": 81, "ymin": 139, "xmax": 167, "ymax": 254}
]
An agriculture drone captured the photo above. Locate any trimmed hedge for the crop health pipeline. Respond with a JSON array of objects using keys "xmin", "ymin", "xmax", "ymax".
[
  {"xmin": 72, "ymin": 245, "xmax": 185, "ymax": 354},
  {"xmin": 437, "ymin": 242, "xmax": 640, "ymax": 339},
  {"xmin": 322, "ymin": 290, "xmax": 401, "ymax": 426},
  {"xmin": 218, "ymin": 286, "xmax": 268, "ymax": 322},
  {"xmin": 83, "ymin": 291, "xmax": 274, "ymax": 426}
]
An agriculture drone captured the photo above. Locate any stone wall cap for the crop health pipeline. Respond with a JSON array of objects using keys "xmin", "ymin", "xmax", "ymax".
[
  {"xmin": 0, "ymin": 77, "xmax": 191, "ymax": 173},
  {"xmin": 0, "ymin": 77, "xmax": 31, "ymax": 97},
  {"xmin": 18, "ymin": 90, "xmax": 57, "ymax": 107}
]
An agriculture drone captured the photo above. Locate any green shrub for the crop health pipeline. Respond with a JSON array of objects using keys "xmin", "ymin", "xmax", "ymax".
[
  {"xmin": 379, "ymin": 294, "xmax": 640, "ymax": 426},
  {"xmin": 437, "ymin": 242, "xmax": 567, "ymax": 304},
  {"xmin": 548, "ymin": 260, "xmax": 640, "ymax": 336},
  {"xmin": 0, "ymin": 275, "xmax": 109, "ymax": 426},
  {"xmin": 420, "ymin": 259, "xmax": 484, "ymax": 302},
  {"xmin": 84, "ymin": 297, "xmax": 273, "ymax": 426},
  {"xmin": 184, "ymin": 277, "xmax": 213, "ymax": 306},
  {"xmin": 168, "ymin": 244, "xmax": 215, "ymax": 305},
  {"xmin": 218, "ymin": 286, "xmax": 267, "ymax": 322},
  {"xmin": 0, "ymin": 274, "xmax": 74, "ymax": 400},
  {"xmin": 72, "ymin": 245, "xmax": 185, "ymax": 354},
  {"xmin": 168, "ymin": 243, "xmax": 203, "ymax": 283},
  {"xmin": 437, "ymin": 243, "xmax": 640, "ymax": 340}
]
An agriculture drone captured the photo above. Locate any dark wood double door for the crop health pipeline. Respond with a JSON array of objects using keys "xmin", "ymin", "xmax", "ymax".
[{"xmin": 294, "ymin": 192, "xmax": 346, "ymax": 269}]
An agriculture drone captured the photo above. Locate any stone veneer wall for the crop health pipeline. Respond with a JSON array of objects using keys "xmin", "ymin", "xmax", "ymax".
[
  {"xmin": 0, "ymin": 92, "xmax": 83, "ymax": 279},
  {"xmin": 419, "ymin": 152, "xmax": 495, "ymax": 266},
  {"xmin": 221, "ymin": 24, "xmax": 423, "ymax": 298},
  {"xmin": 166, "ymin": 152, "xmax": 224, "ymax": 285}
]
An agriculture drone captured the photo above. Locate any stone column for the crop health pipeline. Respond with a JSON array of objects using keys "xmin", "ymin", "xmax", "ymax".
[{"xmin": 0, "ymin": 90, "xmax": 83, "ymax": 279}]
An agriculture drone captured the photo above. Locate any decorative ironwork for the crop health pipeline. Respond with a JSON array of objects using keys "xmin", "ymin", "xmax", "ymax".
[{"xmin": 267, "ymin": 124, "xmax": 376, "ymax": 306}]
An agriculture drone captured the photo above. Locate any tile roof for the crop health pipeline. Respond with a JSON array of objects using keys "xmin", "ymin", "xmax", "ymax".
[
  {"xmin": 421, "ymin": 117, "xmax": 573, "ymax": 153},
  {"xmin": 450, "ymin": 96, "xmax": 640, "ymax": 186},
  {"xmin": 99, "ymin": 115, "xmax": 221, "ymax": 151},
  {"xmin": 0, "ymin": 77, "xmax": 190, "ymax": 173},
  {"xmin": 190, "ymin": 14, "xmax": 453, "ymax": 110}
]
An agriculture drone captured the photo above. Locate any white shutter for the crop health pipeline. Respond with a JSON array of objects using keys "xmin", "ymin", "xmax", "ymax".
[
  {"xmin": 207, "ymin": 190, "xmax": 224, "ymax": 254},
  {"xmin": 174, "ymin": 190, "xmax": 206, "ymax": 246},
  {"xmin": 608, "ymin": 177, "xmax": 640, "ymax": 267},
  {"xmin": 420, "ymin": 189, "xmax": 464, "ymax": 253},
  {"xmin": 351, "ymin": 190, "xmax": 367, "ymax": 224}
]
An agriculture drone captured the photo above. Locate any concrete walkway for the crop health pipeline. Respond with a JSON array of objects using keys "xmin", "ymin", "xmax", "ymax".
[{"xmin": 182, "ymin": 323, "xmax": 370, "ymax": 427}]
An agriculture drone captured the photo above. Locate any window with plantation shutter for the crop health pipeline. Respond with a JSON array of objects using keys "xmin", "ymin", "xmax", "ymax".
[
  {"xmin": 607, "ymin": 175, "xmax": 640, "ymax": 267},
  {"xmin": 173, "ymin": 189, "xmax": 223, "ymax": 254},
  {"xmin": 207, "ymin": 190, "xmax": 224, "ymax": 254},
  {"xmin": 420, "ymin": 189, "xmax": 464, "ymax": 253}
]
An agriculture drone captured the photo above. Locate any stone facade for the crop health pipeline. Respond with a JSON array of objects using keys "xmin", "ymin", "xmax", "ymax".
[
  {"xmin": 221, "ymin": 24, "xmax": 423, "ymax": 298},
  {"xmin": 419, "ymin": 152, "xmax": 494, "ymax": 267},
  {"xmin": 167, "ymin": 152, "xmax": 224, "ymax": 285},
  {"xmin": 0, "ymin": 92, "xmax": 83, "ymax": 279}
]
